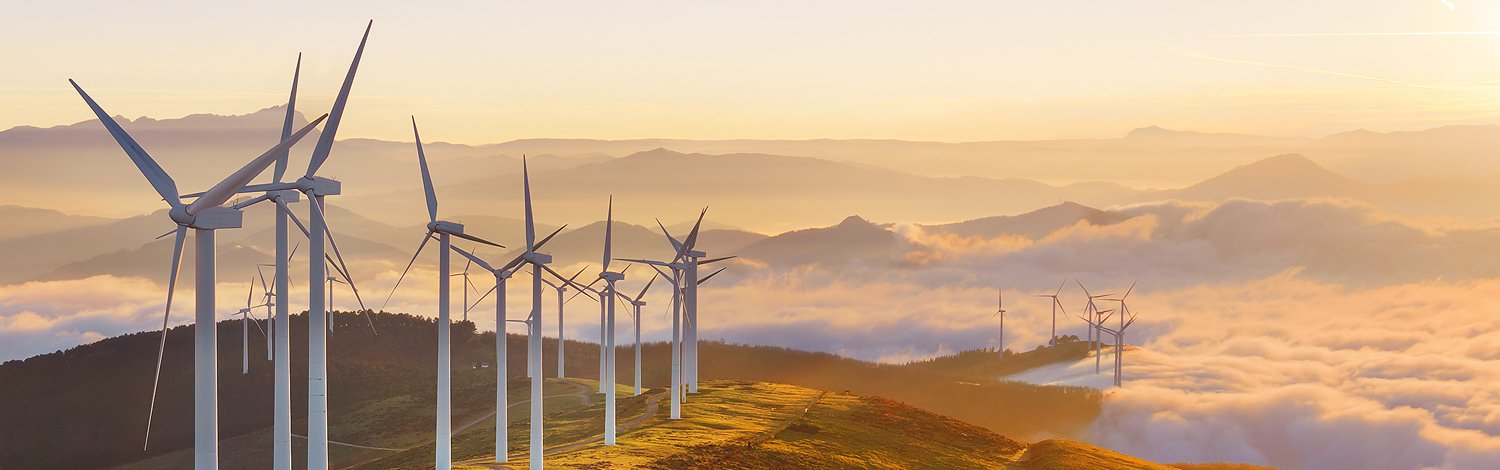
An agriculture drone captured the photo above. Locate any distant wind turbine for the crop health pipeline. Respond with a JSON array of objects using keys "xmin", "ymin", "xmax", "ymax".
[
  {"xmin": 618, "ymin": 210, "xmax": 710, "ymax": 417},
  {"xmin": 1035, "ymin": 279, "xmax": 1067, "ymax": 346},
  {"xmin": 540, "ymin": 265, "xmax": 589, "ymax": 379},
  {"xmin": 614, "ymin": 274, "xmax": 658, "ymax": 396},
  {"xmin": 1076, "ymin": 280, "xmax": 1112, "ymax": 373},
  {"xmin": 995, "ymin": 288, "xmax": 1007, "ymax": 359},
  {"xmin": 69, "ymin": 78, "xmax": 327, "ymax": 468}
]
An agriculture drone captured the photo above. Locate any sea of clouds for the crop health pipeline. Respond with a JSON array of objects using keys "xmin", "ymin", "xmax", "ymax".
[{"xmin": 3, "ymin": 197, "xmax": 1499, "ymax": 468}]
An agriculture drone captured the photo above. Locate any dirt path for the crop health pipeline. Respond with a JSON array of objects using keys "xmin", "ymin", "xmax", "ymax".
[
  {"xmin": 460, "ymin": 388, "xmax": 668, "ymax": 469},
  {"xmin": 452, "ymin": 379, "xmax": 594, "ymax": 437},
  {"xmin": 546, "ymin": 389, "xmax": 667, "ymax": 454},
  {"xmin": 290, "ymin": 433, "xmax": 406, "ymax": 452},
  {"xmin": 762, "ymin": 391, "xmax": 826, "ymax": 442}
]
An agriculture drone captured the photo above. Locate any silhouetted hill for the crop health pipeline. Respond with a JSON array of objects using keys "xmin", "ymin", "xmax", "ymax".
[
  {"xmin": 734, "ymin": 215, "xmax": 897, "ymax": 268},
  {"xmin": 926, "ymin": 201, "xmax": 1132, "ymax": 240},
  {"xmin": 0, "ymin": 205, "xmax": 115, "ymax": 241}
]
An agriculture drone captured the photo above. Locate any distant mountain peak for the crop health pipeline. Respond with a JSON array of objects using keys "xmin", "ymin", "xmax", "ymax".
[
  {"xmin": 1234, "ymin": 153, "xmax": 1328, "ymax": 174},
  {"xmin": 624, "ymin": 147, "xmax": 688, "ymax": 159},
  {"xmin": 838, "ymin": 215, "xmax": 873, "ymax": 228}
]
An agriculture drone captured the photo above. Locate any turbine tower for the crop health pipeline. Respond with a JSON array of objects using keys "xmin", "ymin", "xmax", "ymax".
[{"xmin": 70, "ymin": 78, "xmax": 326, "ymax": 469}]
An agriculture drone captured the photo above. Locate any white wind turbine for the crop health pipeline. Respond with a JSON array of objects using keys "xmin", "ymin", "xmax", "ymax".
[
  {"xmin": 233, "ymin": 278, "xmax": 271, "ymax": 374},
  {"xmin": 1076, "ymin": 280, "xmax": 1113, "ymax": 373},
  {"xmin": 596, "ymin": 198, "xmax": 626, "ymax": 445},
  {"xmin": 383, "ymin": 118, "xmax": 506, "ymax": 470},
  {"xmin": 69, "ymin": 78, "xmax": 327, "ymax": 468},
  {"xmin": 186, "ymin": 24, "xmax": 374, "ymax": 467},
  {"xmin": 1034, "ymin": 279, "xmax": 1067, "ymax": 346},
  {"xmin": 618, "ymin": 211, "xmax": 709, "ymax": 417},
  {"xmin": 995, "ymin": 288, "xmax": 1007, "ymax": 359},
  {"xmin": 449, "ymin": 221, "xmax": 566, "ymax": 465},
  {"xmin": 540, "ymin": 265, "xmax": 590, "ymax": 379},
  {"xmin": 453, "ymin": 248, "xmax": 483, "ymax": 323},
  {"xmin": 1101, "ymin": 281, "xmax": 1141, "ymax": 387},
  {"xmin": 613, "ymin": 275, "xmax": 658, "ymax": 396}
]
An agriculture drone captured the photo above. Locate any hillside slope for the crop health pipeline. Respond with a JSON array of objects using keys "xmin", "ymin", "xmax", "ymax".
[
  {"xmin": 415, "ymin": 381, "xmax": 1171, "ymax": 469},
  {"xmin": 0, "ymin": 312, "xmax": 1098, "ymax": 469}
]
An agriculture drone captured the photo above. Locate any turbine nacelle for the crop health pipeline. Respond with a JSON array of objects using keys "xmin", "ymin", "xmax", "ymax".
[
  {"xmin": 268, "ymin": 189, "xmax": 301, "ymax": 203},
  {"xmin": 524, "ymin": 251, "xmax": 553, "ymax": 265},
  {"xmin": 686, "ymin": 249, "xmax": 706, "ymax": 258},
  {"xmin": 174, "ymin": 206, "xmax": 243, "ymax": 230},
  {"xmin": 295, "ymin": 175, "xmax": 342, "ymax": 196},
  {"xmin": 429, "ymin": 220, "xmax": 465, "ymax": 235},
  {"xmin": 600, "ymin": 271, "xmax": 625, "ymax": 282}
]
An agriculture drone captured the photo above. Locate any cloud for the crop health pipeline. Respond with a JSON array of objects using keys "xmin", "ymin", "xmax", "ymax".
[{"xmin": 7, "ymin": 198, "xmax": 1500, "ymax": 467}]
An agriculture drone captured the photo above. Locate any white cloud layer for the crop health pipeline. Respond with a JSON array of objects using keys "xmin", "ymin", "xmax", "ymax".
[{"xmin": 5, "ymin": 198, "xmax": 1500, "ymax": 467}]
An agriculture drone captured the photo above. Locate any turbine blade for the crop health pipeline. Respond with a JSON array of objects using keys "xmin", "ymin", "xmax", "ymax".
[
  {"xmin": 411, "ymin": 117, "xmax": 438, "ymax": 224},
  {"xmin": 381, "ymin": 232, "xmax": 433, "ymax": 310},
  {"xmin": 1075, "ymin": 279, "xmax": 1092, "ymax": 298},
  {"xmin": 69, "ymin": 80, "xmax": 182, "ymax": 208},
  {"xmin": 648, "ymin": 265, "xmax": 674, "ymax": 284},
  {"xmin": 684, "ymin": 207, "xmax": 705, "ymax": 250},
  {"xmin": 189, "ymin": 114, "xmax": 328, "ymax": 214},
  {"xmin": 522, "ymin": 157, "xmax": 535, "ymax": 249},
  {"xmin": 274, "ymin": 53, "xmax": 301, "ymax": 183},
  {"xmin": 634, "ymin": 274, "xmax": 657, "ymax": 301},
  {"xmin": 451, "ymin": 230, "xmax": 504, "ymax": 249},
  {"xmin": 697, "ymin": 267, "xmax": 727, "ymax": 286},
  {"xmin": 655, "ymin": 218, "xmax": 684, "ymax": 253},
  {"xmin": 616, "ymin": 258, "xmax": 669, "ymax": 267},
  {"xmin": 497, "ymin": 224, "xmax": 566, "ymax": 274},
  {"xmin": 153, "ymin": 229, "xmax": 175, "ymax": 241},
  {"xmin": 696, "ymin": 256, "xmax": 735, "ymax": 265},
  {"xmin": 470, "ymin": 284, "xmax": 497, "ymax": 311},
  {"xmin": 450, "ymin": 244, "xmax": 496, "ymax": 272},
  {"xmin": 1123, "ymin": 280, "xmax": 1137, "ymax": 301},
  {"xmin": 602, "ymin": 196, "xmax": 613, "ymax": 271},
  {"xmin": 566, "ymin": 265, "xmax": 589, "ymax": 284},
  {"xmin": 305, "ymin": 21, "xmax": 371, "ymax": 178},
  {"xmin": 1055, "ymin": 278, "xmax": 1067, "ymax": 297},
  {"xmin": 143, "ymin": 226, "xmax": 186, "ymax": 450}
]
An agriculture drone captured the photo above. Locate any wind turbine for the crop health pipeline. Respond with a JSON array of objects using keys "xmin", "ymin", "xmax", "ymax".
[
  {"xmin": 1035, "ymin": 279, "xmax": 1067, "ymax": 346},
  {"xmin": 540, "ymin": 265, "xmax": 589, "ymax": 379},
  {"xmin": 234, "ymin": 278, "xmax": 270, "ymax": 374},
  {"xmin": 614, "ymin": 275, "xmax": 657, "ymax": 396},
  {"xmin": 453, "ymin": 248, "xmax": 482, "ymax": 323},
  {"xmin": 69, "ymin": 78, "xmax": 327, "ymax": 468},
  {"xmin": 1101, "ymin": 281, "xmax": 1140, "ymax": 387},
  {"xmin": 448, "ymin": 222, "xmax": 565, "ymax": 465},
  {"xmin": 1076, "ymin": 280, "xmax": 1112, "ymax": 374},
  {"xmin": 617, "ymin": 211, "xmax": 710, "ymax": 417},
  {"xmin": 597, "ymin": 198, "xmax": 625, "ymax": 445},
  {"xmin": 995, "ymin": 288, "xmax": 1006, "ymax": 359},
  {"xmin": 175, "ymin": 24, "xmax": 374, "ymax": 468},
  {"xmin": 383, "ymin": 119, "xmax": 505, "ymax": 470}
]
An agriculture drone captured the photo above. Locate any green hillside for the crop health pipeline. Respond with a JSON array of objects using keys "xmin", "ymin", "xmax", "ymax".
[{"xmin": 0, "ymin": 311, "xmax": 1100, "ymax": 469}]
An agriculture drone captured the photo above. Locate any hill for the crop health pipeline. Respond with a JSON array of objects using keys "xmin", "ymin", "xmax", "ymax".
[
  {"xmin": 389, "ymin": 381, "xmax": 1168, "ymax": 469},
  {"xmin": 0, "ymin": 312, "xmax": 1099, "ymax": 469},
  {"xmin": 0, "ymin": 205, "xmax": 114, "ymax": 241}
]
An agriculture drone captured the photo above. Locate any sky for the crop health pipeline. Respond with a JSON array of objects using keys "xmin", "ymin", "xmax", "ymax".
[{"xmin": 8, "ymin": 1, "xmax": 1500, "ymax": 143}]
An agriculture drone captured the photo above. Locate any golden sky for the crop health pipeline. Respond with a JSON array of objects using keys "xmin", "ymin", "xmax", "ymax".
[{"xmin": 8, "ymin": 1, "xmax": 1500, "ymax": 143}]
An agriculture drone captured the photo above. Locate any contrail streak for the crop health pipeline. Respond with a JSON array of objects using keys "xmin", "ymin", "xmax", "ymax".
[
  {"xmin": 1218, "ymin": 31, "xmax": 1500, "ymax": 38},
  {"xmin": 1155, "ymin": 42, "xmax": 1449, "ymax": 91}
]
